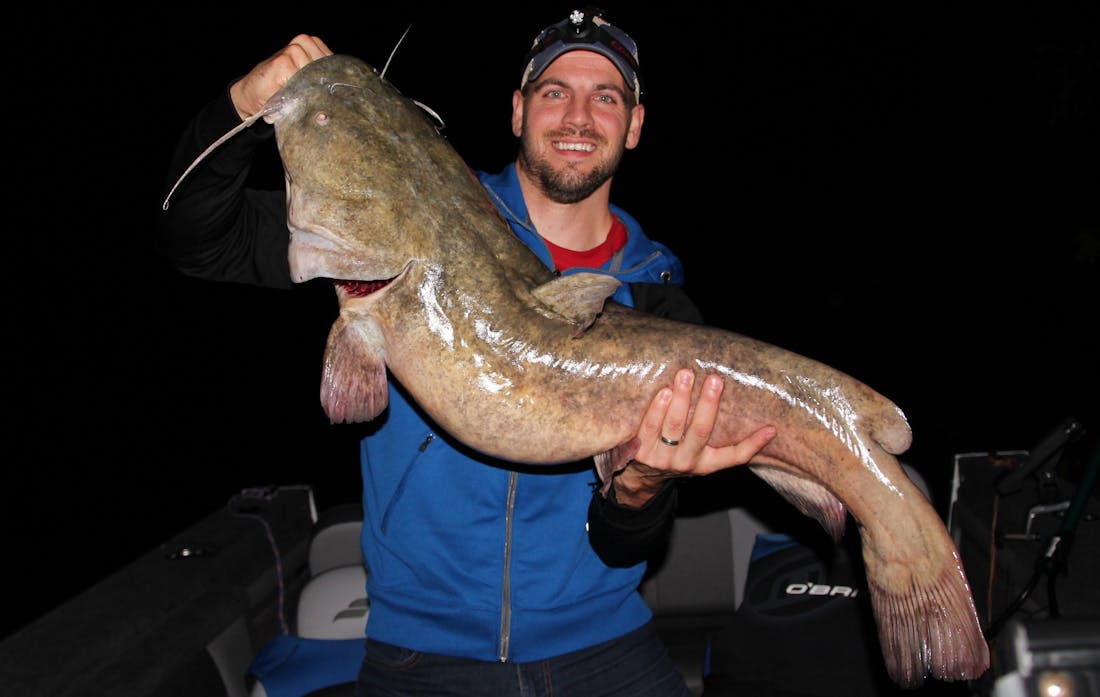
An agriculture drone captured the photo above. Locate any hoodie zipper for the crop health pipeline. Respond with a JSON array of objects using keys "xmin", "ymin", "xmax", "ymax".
[{"xmin": 498, "ymin": 470, "xmax": 518, "ymax": 661}]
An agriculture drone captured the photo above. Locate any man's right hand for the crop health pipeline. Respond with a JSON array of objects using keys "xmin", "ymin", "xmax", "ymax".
[{"xmin": 229, "ymin": 35, "xmax": 333, "ymax": 121}]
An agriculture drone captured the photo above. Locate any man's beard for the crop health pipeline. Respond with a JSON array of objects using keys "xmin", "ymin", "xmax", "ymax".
[{"xmin": 518, "ymin": 127, "xmax": 626, "ymax": 204}]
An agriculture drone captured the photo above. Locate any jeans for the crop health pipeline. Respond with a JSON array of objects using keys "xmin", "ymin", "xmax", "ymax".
[{"xmin": 355, "ymin": 621, "xmax": 692, "ymax": 697}]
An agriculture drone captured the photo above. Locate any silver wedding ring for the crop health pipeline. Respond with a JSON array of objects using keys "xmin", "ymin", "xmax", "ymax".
[{"xmin": 660, "ymin": 436, "xmax": 680, "ymax": 446}]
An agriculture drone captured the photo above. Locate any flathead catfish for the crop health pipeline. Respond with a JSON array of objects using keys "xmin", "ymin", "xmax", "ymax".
[{"xmin": 165, "ymin": 54, "xmax": 988, "ymax": 686}]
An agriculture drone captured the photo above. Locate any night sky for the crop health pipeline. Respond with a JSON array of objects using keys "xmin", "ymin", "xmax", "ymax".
[{"xmin": 7, "ymin": 2, "xmax": 1098, "ymax": 643}]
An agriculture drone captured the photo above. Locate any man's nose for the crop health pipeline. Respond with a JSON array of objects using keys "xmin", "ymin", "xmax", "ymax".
[{"xmin": 562, "ymin": 97, "xmax": 593, "ymax": 127}]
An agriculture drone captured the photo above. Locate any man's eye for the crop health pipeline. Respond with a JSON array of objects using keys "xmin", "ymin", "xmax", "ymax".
[
  {"xmin": 595, "ymin": 94, "xmax": 614, "ymax": 104},
  {"xmin": 547, "ymin": 89, "xmax": 564, "ymax": 98}
]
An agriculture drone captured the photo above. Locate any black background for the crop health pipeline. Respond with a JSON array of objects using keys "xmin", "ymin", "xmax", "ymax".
[{"xmin": 6, "ymin": 0, "xmax": 1098, "ymax": 656}]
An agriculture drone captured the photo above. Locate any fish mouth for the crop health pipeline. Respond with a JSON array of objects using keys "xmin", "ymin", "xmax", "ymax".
[
  {"xmin": 288, "ymin": 222, "xmax": 409, "ymax": 296},
  {"xmin": 333, "ymin": 277, "xmax": 395, "ymax": 298},
  {"xmin": 330, "ymin": 261, "xmax": 412, "ymax": 301}
]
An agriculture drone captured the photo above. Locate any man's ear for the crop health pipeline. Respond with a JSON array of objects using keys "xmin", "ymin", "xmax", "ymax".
[
  {"xmin": 625, "ymin": 103, "xmax": 645, "ymax": 150},
  {"xmin": 511, "ymin": 90, "xmax": 525, "ymax": 138}
]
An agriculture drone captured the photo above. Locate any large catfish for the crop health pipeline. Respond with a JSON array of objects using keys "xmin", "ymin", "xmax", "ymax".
[{"xmin": 165, "ymin": 54, "xmax": 989, "ymax": 687}]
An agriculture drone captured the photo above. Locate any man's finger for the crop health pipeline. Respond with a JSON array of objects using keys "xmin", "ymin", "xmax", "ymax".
[
  {"xmin": 700, "ymin": 425, "xmax": 777, "ymax": 475},
  {"xmin": 661, "ymin": 369, "xmax": 694, "ymax": 445},
  {"xmin": 685, "ymin": 373, "xmax": 723, "ymax": 444}
]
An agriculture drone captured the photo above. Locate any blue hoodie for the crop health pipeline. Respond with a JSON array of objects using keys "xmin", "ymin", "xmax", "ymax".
[{"xmin": 358, "ymin": 162, "xmax": 689, "ymax": 662}]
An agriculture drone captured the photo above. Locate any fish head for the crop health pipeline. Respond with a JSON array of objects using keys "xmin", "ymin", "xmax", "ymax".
[{"xmin": 264, "ymin": 54, "xmax": 495, "ymax": 305}]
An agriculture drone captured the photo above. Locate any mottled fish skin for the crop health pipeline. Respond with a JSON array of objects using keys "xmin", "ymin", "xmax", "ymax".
[{"xmin": 225, "ymin": 55, "xmax": 988, "ymax": 686}]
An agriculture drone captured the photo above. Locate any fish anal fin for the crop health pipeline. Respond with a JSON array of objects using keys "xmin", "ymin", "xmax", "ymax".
[
  {"xmin": 531, "ymin": 273, "xmax": 621, "ymax": 336},
  {"xmin": 864, "ymin": 539, "xmax": 991, "ymax": 687},
  {"xmin": 320, "ymin": 314, "xmax": 389, "ymax": 424},
  {"xmin": 748, "ymin": 465, "xmax": 848, "ymax": 541}
]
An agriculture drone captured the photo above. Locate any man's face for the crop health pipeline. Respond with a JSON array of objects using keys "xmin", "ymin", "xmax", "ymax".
[{"xmin": 512, "ymin": 51, "xmax": 645, "ymax": 204}]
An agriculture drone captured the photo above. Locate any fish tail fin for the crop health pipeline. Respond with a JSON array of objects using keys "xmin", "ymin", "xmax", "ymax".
[
  {"xmin": 860, "ymin": 518, "xmax": 991, "ymax": 687},
  {"xmin": 749, "ymin": 466, "xmax": 847, "ymax": 541}
]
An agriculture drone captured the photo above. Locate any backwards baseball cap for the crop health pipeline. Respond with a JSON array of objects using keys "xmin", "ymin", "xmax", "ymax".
[{"xmin": 520, "ymin": 7, "xmax": 644, "ymax": 103}]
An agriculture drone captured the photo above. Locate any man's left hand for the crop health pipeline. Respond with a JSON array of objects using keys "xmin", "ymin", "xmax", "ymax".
[{"xmin": 605, "ymin": 368, "xmax": 777, "ymax": 508}]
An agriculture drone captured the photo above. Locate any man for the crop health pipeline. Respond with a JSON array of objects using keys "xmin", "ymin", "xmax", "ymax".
[{"xmin": 158, "ymin": 8, "xmax": 775, "ymax": 696}]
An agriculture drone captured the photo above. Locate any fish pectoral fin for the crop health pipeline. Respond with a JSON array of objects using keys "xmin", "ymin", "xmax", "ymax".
[
  {"xmin": 748, "ymin": 464, "xmax": 848, "ymax": 541},
  {"xmin": 531, "ymin": 273, "xmax": 621, "ymax": 336},
  {"xmin": 320, "ymin": 314, "xmax": 389, "ymax": 424}
]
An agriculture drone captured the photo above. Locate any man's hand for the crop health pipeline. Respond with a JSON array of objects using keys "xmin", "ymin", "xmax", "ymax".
[
  {"xmin": 609, "ymin": 369, "xmax": 777, "ymax": 508},
  {"xmin": 229, "ymin": 35, "xmax": 333, "ymax": 120}
]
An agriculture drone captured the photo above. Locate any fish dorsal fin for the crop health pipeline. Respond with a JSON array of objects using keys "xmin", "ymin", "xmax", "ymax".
[{"xmin": 531, "ymin": 273, "xmax": 621, "ymax": 336}]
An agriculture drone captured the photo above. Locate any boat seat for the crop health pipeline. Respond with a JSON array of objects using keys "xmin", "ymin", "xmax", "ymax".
[{"xmin": 248, "ymin": 504, "xmax": 365, "ymax": 697}]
